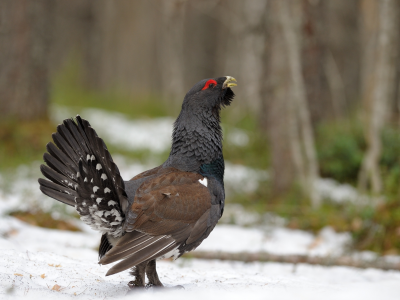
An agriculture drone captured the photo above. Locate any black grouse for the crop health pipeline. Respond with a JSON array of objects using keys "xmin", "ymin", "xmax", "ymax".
[{"xmin": 38, "ymin": 76, "xmax": 237, "ymax": 288}]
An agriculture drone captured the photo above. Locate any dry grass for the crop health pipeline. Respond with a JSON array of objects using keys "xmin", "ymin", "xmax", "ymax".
[{"xmin": 9, "ymin": 211, "xmax": 81, "ymax": 232}]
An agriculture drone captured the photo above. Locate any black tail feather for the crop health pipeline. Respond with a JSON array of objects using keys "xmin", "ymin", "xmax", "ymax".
[
  {"xmin": 46, "ymin": 142, "xmax": 77, "ymax": 173},
  {"xmin": 99, "ymin": 234, "xmax": 113, "ymax": 259},
  {"xmin": 38, "ymin": 178, "xmax": 77, "ymax": 197},
  {"xmin": 43, "ymin": 152, "xmax": 76, "ymax": 180},
  {"xmin": 58, "ymin": 123, "xmax": 86, "ymax": 160},
  {"xmin": 39, "ymin": 185, "xmax": 76, "ymax": 206},
  {"xmin": 64, "ymin": 118, "xmax": 90, "ymax": 154},
  {"xmin": 40, "ymin": 164, "xmax": 74, "ymax": 190},
  {"xmin": 75, "ymin": 116, "xmax": 92, "ymax": 150},
  {"xmin": 52, "ymin": 132, "xmax": 80, "ymax": 164}
]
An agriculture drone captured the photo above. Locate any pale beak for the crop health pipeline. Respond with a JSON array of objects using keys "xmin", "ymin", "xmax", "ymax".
[{"xmin": 222, "ymin": 76, "xmax": 237, "ymax": 89}]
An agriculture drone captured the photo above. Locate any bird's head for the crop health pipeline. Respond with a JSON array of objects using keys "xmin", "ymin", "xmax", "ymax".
[
  {"xmin": 181, "ymin": 76, "xmax": 237, "ymax": 113},
  {"xmin": 169, "ymin": 76, "xmax": 237, "ymax": 168}
]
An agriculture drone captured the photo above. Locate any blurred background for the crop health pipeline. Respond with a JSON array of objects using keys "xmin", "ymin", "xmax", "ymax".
[{"xmin": 1, "ymin": 0, "xmax": 400, "ymax": 257}]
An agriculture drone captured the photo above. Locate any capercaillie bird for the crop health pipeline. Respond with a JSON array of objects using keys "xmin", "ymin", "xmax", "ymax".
[{"xmin": 38, "ymin": 76, "xmax": 237, "ymax": 288}]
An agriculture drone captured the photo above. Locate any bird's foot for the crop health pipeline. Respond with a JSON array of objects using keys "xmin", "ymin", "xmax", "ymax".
[
  {"xmin": 145, "ymin": 283, "xmax": 160, "ymax": 290},
  {"xmin": 128, "ymin": 280, "xmax": 145, "ymax": 289}
]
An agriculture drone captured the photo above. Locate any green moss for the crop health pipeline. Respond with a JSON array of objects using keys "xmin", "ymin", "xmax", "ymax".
[
  {"xmin": 0, "ymin": 118, "xmax": 55, "ymax": 171},
  {"xmin": 316, "ymin": 118, "xmax": 365, "ymax": 184}
]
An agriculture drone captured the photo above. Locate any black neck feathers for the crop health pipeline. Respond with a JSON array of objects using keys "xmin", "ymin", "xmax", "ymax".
[{"xmin": 165, "ymin": 107, "xmax": 224, "ymax": 174}]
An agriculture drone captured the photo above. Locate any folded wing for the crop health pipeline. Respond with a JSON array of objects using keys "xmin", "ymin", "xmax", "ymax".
[{"xmin": 99, "ymin": 169, "xmax": 212, "ymax": 275}]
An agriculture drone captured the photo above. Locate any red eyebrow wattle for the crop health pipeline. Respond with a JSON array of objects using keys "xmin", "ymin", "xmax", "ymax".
[{"xmin": 202, "ymin": 79, "xmax": 217, "ymax": 90}]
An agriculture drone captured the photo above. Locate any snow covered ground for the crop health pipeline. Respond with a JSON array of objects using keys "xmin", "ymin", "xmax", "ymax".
[
  {"xmin": 1, "ymin": 215, "xmax": 400, "ymax": 300},
  {"xmin": 1, "ymin": 106, "xmax": 399, "ymax": 299}
]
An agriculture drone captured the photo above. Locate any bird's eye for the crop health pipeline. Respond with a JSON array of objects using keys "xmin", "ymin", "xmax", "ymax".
[{"xmin": 202, "ymin": 79, "xmax": 217, "ymax": 90}]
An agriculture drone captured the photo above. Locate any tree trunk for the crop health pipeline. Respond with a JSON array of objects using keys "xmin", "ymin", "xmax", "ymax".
[
  {"xmin": 324, "ymin": 0, "xmax": 361, "ymax": 117},
  {"xmin": 159, "ymin": 0, "xmax": 187, "ymax": 104},
  {"xmin": 264, "ymin": 0, "xmax": 320, "ymax": 206},
  {"xmin": 0, "ymin": 0, "xmax": 53, "ymax": 121},
  {"xmin": 263, "ymin": 1, "xmax": 297, "ymax": 196},
  {"xmin": 231, "ymin": 0, "xmax": 268, "ymax": 114},
  {"xmin": 82, "ymin": 0, "xmax": 160, "ymax": 95},
  {"xmin": 301, "ymin": 0, "xmax": 333, "ymax": 125},
  {"xmin": 358, "ymin": 0, "xmax": 399, "ymax": 193}
]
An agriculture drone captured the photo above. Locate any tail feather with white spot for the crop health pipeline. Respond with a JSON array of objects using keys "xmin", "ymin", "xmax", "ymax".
[{"xmin": 38, "ymin": 116, "xmax": 128, "ymax": 238}]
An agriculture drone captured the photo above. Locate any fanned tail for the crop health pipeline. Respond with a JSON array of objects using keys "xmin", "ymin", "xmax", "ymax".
[{"xmin": 39, "ymin": 116, "xmax": 128, "ymax": 238}]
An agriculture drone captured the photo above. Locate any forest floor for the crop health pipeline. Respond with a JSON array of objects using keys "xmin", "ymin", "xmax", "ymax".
[{"xmin": 0, "ymin": 106, "xmax": 399, "ymax": 299}]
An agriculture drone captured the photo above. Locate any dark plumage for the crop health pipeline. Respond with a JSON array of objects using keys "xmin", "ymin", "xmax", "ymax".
[{"xmin": 38, "ymin": 76, "xmax": 237, "ymax": 288}]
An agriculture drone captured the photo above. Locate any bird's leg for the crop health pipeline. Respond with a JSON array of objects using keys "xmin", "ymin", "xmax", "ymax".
[
  {"xmin": 128, "ymin": 262, "xmax": 147, "ymax": 289},
  {"xmin": 145, "ymin": 260, "xmax": 163, "ymax": 288},
  {"xmin": 146, "ymin": 259, "xmax": 184, "ymax": 289}
]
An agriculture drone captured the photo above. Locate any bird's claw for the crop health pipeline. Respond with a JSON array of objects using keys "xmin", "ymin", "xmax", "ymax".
[
  {"xmin": 145, "ymin": 283, "xmax": 156, "ymax": 290},
  {"xmin": 127, "ymin": 280, "xmax": 144, "ymax": 289}
]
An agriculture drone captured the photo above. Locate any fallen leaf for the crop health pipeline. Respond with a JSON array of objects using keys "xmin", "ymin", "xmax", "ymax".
[
  {"xmin": 14, "ymin": 273, "xmax": 23, "ymax": 277},
  {"xmin": 48, "ymin": 264, "xmax": 54, "ymax": 267},
  {"xmin": 41, "ymin": 274, "xmax": 46, "ymax": 279},
  {"xmin": 51, "ymin": 284, "xmax": 62, "ymax": 291},
  {"xmin": 55, "ymin": 264, "xmax": 61, "ymax": 268}
]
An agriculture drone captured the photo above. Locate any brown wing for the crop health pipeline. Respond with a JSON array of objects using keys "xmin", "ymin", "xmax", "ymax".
[{"xmin": 99, "ymin": 168, "xmax": 211, "ymax": 276}]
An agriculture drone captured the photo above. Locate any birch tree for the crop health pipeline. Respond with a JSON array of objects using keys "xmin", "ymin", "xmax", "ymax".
[{"xmin": 358, "ymin": 0, "xmax": 399, "ymax": 193}]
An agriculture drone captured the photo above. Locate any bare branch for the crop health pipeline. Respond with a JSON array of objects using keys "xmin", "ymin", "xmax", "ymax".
[{"xmin": 184, "ymin": 250, "xmax": 400, "ymax": 271}]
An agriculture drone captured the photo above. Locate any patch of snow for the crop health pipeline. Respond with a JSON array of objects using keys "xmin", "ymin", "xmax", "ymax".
[
  {"xmin": 226, "ymin": 128, "xmax": 249, "ymax": 147},
  {"xmin": 0, "ymin": 162, "xmax": 75, "ymax": 217},
  {"xmin": 0, "ymin": 216, "xmax": 99, "ymax": 260},
  {"xmin": 220, "ymin": 204, "xmax": 263, "ymax": 226},
  {"xmin": 51, "ymin": 105, "xmax": 174, "ymax": 153},
  {"xmin": 224, "ymin": 162, "xmax": 268, "ymax": 195},
  {"xmin": 198, "ymin": 224, "xmax": 351, "ymax": 257},
  {"xmin": 220, "ymin": 204, "xmax": 286, "ymax": 227},
  {"xmin": 314, "ymin": 178, "xmax": 382, "ymax": 205}
]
